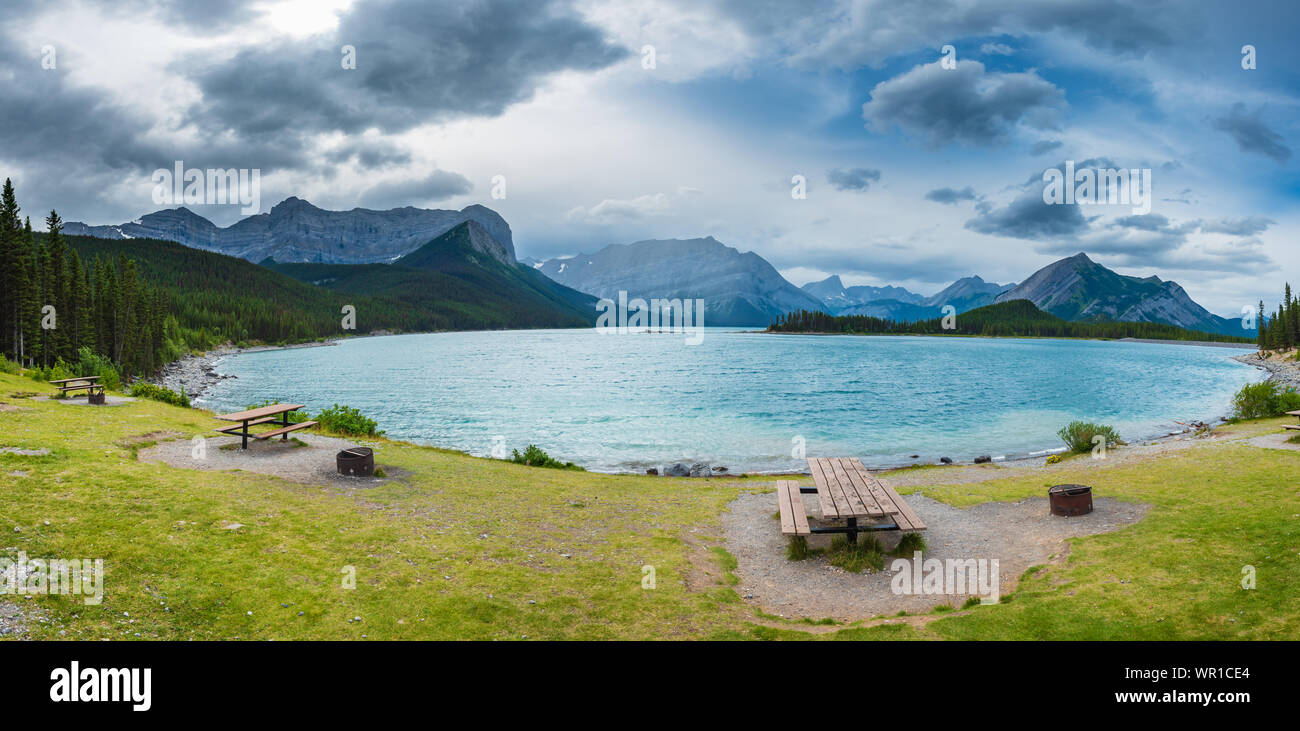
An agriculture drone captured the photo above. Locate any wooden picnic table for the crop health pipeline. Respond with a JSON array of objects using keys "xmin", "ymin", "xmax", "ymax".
[
  {"xmin": 48, "ymin": 376, "xmax": 104, "ymax": 400},
  {"xmin": 1284, "ymin": 410, "xmax": 1300, "ymax": 432},
  {"xmin": 776, "ymin": 457, "xmax": 926, "ymax": 543},
  {"xmin": 214, "ymin": 403, "xmax": 317, "ymax": 449}
]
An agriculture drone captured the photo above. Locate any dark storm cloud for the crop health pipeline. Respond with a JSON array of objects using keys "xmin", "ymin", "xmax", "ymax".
[
  {"xmin": 0, "ymin": 0, "xmax": 625, "ymax": 222},
  {"xmin": 355, "ymin": 170, "xmax": 475, "ymax": 209},
  {"xmin": 1213, "ymin": 104, "xmax": 1292, "ymax": 163},
  {"xmin": 107, "ymin": 0, "xmax": 264, "ymax": 29},
  {"xmin": 965, "ymin": 190, "xmax": 1088, "ymax": 239},
  {"xmin": 185, "ymin": 0, "xmax": 628, "ymax": 142},
  {"xmin": 323, "ymin": 140, "xmax": 413, "ymax": 169},
  {"xmin": 863, "ymin": 61, "xmax": 1065, "ymax": 147},
  {"xmin": 924, "ymin": 186, "xmax": 977, "ymax": 204},
  {"xmin": 826, "ymin": 167, "xmax": 881, "ymax": 191},
  {"xmin": 702, "ymin": 0, "xmax": 1190, "ymax": 69}
]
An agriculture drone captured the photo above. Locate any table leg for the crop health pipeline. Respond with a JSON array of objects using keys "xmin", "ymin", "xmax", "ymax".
[
  {"xmin": 280, "ymin": 412, "xmax": 291, "ymax": 441},
  {"xmin": 846, "ymin": 517, "xmax": 858, "ymax": 544},
  {"xmin": 242, "ymin": 420, "xmax": 249, "ymax": 450}
]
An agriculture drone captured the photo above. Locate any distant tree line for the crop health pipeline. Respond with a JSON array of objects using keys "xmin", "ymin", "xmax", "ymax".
[
  {"xmin": 769, "ymin": 299, "xmax": 1253, "ymax": 343},
  {"xmin": 1256, "ymin": 284, "xmax": 1300, "ymax": 351},
  {"xmin": 0, "ymin": 179, "xmax": 167, "ymax": 375}
]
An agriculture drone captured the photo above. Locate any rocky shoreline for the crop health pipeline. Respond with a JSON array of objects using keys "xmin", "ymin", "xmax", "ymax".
[
  {"xmin": 1232, "ymin": 349, "xmax": 1300, "ymax": 390},
  {"xmin": 154, "ymin": 341, "xmax": 338, "ymax": 401}
]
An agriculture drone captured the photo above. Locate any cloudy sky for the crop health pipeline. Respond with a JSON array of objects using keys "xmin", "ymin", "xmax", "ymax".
[{"xmin": 2, "ymin": 0, "xmax": 1297, "ymax": 314}]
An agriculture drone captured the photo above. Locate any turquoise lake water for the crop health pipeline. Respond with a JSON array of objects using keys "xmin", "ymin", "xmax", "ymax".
[{"xmin": 200, "ymin": 329, "xmax": 1263, "ymax": 473}]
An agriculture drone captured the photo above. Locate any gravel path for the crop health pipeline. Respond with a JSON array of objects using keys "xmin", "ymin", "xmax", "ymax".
[
  {"xmin": 0, "ymin": 601, "xmax": 28, "ymax": 639},
  {"xmin": 49, "ymin": 394, "xmax": 136, "ymax": 407},
  {"xmin": 1246, "ymin": 432, "xmax": 1300, "ymax": 452},
  {"xmin": 137, "ymin": 433, "xmax": 391, "ymax": 486},
  {"xmin": 722, "ymin": 491, "xmax": 1148, "ymax": 621}
]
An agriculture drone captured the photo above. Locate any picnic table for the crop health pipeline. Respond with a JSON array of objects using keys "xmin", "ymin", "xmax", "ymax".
[
  {"xmin": 776, "ymin": 457, "xmax": 926, "ymax": 543},
  {"xmin": 1283, "ymin": 410, "xmax": 1300, "ymax": 432},
  {"xmin": 48, "ymin": 376, "xmax": 104, "ymax": 402},
  {"xmin": 214, "ymin": 403, "xmax": 318, "ymax": 449}
]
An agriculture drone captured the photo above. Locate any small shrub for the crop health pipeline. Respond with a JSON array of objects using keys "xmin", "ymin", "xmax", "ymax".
[
  {"xmin": 73, "ymin": 347, "xmax": 121, "ymax": 391},
  {"xmin": 961, "ymin": 596, "xmax": 982, "ymax": 609},
  {"xmin": 0, "ymin": 355, "xmax": 20, "ymax": 375},
  {"xmin": 1230, "ymin": 381, "xmax": 1300, "ymax": 420},
  {"xmin": 129, "ymin": 381, "xmax": 191, "ymax": 408},
  {"xmin": 509, "ymin": 444, "xmax": 582, "ymax": 470},
  {"xmin": 786, "ymin": 535, "xmax": 812, "ymax": 560},
  {"xmin": 892, "ymin": 532, "xmax": 927, "ymax": 556},
  {"xmin": 315, "ymin": 403, "xmax": 383, "ymax": 437},
  {"xmin": 372, "ymin": 467, "xmax": 387, "ymax": 478},
  {"xmin": 1057, "ymin": 421, "xmax": 1122, "ymax": 454},
  {"xmin": 1045, "ymin": 453, "xmax": 1064, "ymax": 464}
]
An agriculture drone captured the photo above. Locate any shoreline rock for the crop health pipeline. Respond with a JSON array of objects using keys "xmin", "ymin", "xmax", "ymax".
[
  {"xmin": 153, "ymin": 340, "xmax": 338, "ymax": 401},
  {"xmin": 1232, "ymin": 349, "xmax": 1300, "ymax": 391}
]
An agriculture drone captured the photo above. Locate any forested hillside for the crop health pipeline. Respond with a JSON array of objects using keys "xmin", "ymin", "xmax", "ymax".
[
  {"xmin": 0, "ymin": 180, "xmax": 167, "ymax": 374},
  {"xmin": 0, "ymin": 179, "xmax": 594, "ymax": 378},
  {"xmin": 770, "ymin": 299, "xmax": 1255, "ymax": 343}
]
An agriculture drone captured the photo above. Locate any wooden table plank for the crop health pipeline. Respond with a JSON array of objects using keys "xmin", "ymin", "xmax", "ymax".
[
  {"xmin": 854, "ymin": 459, "xmax": 926, "ymax": 531},
  {"xmin": 847, "ymin": 458, "xmax": 901, "ymax": 516},
  {"xmin": 777, "ymin": 482, "xmax": 797, "ymax": 534},
  {"xmin": 807, "ymin": 458, "xmax": 845, "ymax": 519},
  {"xmin": 48, "ymin": 376, "xmax": 100, "ymax": 384},
  {"xmin": 836, "ymin": 457, "xmax": 888, "ymax": 516},
  {"xmin": 827, "ymin": 457, "xmax": 873, "ymax": 516},
  {"xmin": 215, "ymin": 403, "xmax": 305, "ymax": 422}
]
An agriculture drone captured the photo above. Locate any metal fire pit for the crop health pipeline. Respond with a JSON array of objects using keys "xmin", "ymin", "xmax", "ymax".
[
  {"xmin": 337, "ymin": 447, "xmax": 375, "ymax": 477},
  {"xmin": 87, "ymin": 391, "xmax": 105, "ymax": 405},
  {"xmin": 1048, "ymin": 484, "xmax": 1093, "ymax": 516}
]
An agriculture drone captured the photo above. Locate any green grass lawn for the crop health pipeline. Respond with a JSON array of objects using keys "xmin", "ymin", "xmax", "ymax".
[{"xmin": 2, "ymin": 370, "xmax": 1297, "ymax": 640}]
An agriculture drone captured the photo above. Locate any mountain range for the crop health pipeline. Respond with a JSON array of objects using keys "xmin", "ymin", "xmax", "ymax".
[
  {"xmin": 265, "ymin": 220, "xmax": 594, "ymax": 329},
  {"xmin": 65, "ymin": 198, "xmax": 1251, "ymax": 336},
  {"xmin": 535, "ymin": 237, "xmax": 824, "ymax": 326},
  {"xmin": 801, "ymin": 274, "xmax": 1016, "ymax": 321},
  {"xmin": 64, "ymin": 197, "xmax": 515, "ymax": 265},
  {"xmin": 992, "ymin": 252, "xmax": 1245, "ymax": 336}
]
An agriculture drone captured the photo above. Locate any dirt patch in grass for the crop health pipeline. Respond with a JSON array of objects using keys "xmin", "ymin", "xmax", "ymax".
[
  {"xmin": 138, "ymin": 433, "xmax": 396, "ymax": 486},
  {"xmin": 0, "ymin": 403, "xmax": 29, "ymax": 412},
  {"xmin": 0, "ymin": 447, "xmax": 51, "ymax": 456},
  {"xmin": 722, "ymin": 491, "xmax": 1149, "ymax": 622},
  {"xmin": 116, "ymin": 430, "xmax": 184, "ymax": 448}
]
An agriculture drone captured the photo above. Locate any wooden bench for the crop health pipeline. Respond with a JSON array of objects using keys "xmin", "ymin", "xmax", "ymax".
[
  {"xmin": 776, "ymin": 480, "xmax": 811, "ymax": 535},
  {"xmin": 254, "ymin": 421, "xmax": 318, "ymax": 440},
  {"xmin": 1283, "ymin": 424, "xmax": 1300, "ymax": 431}
]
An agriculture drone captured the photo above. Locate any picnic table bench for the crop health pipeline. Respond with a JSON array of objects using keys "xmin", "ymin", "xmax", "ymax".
[
  {"xmin": 777, "ymin": 457, "xmax": 926, "ymax": 543},
  {"xmin": 48, "ymin": 376, "xmax": 105, "ymax": 403},
  {"xmin": 1284, "ymin": 410, "xmax": 1300, "ymax": 431},
  {"xmin": 215, "ymin": 403, "xmax": 317, "ymax": 449}
]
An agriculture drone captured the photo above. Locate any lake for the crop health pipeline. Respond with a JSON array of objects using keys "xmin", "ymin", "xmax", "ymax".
[{"xmin": 199, "ymin": 329, "xmax": 1262, "ymax": 473}]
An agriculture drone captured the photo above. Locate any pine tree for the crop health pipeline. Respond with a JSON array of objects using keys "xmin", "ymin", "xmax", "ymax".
[
  {"xmin": 1257, "ymin": 301, "xmax": 1267, "ymax": 350},
  {"xmin": 44, "ymin": 211, "xmax": 72, "ymax": 362},
  {"xmin": 0, "ymin": 179, "xmax": 21, "ymax": 360}
]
